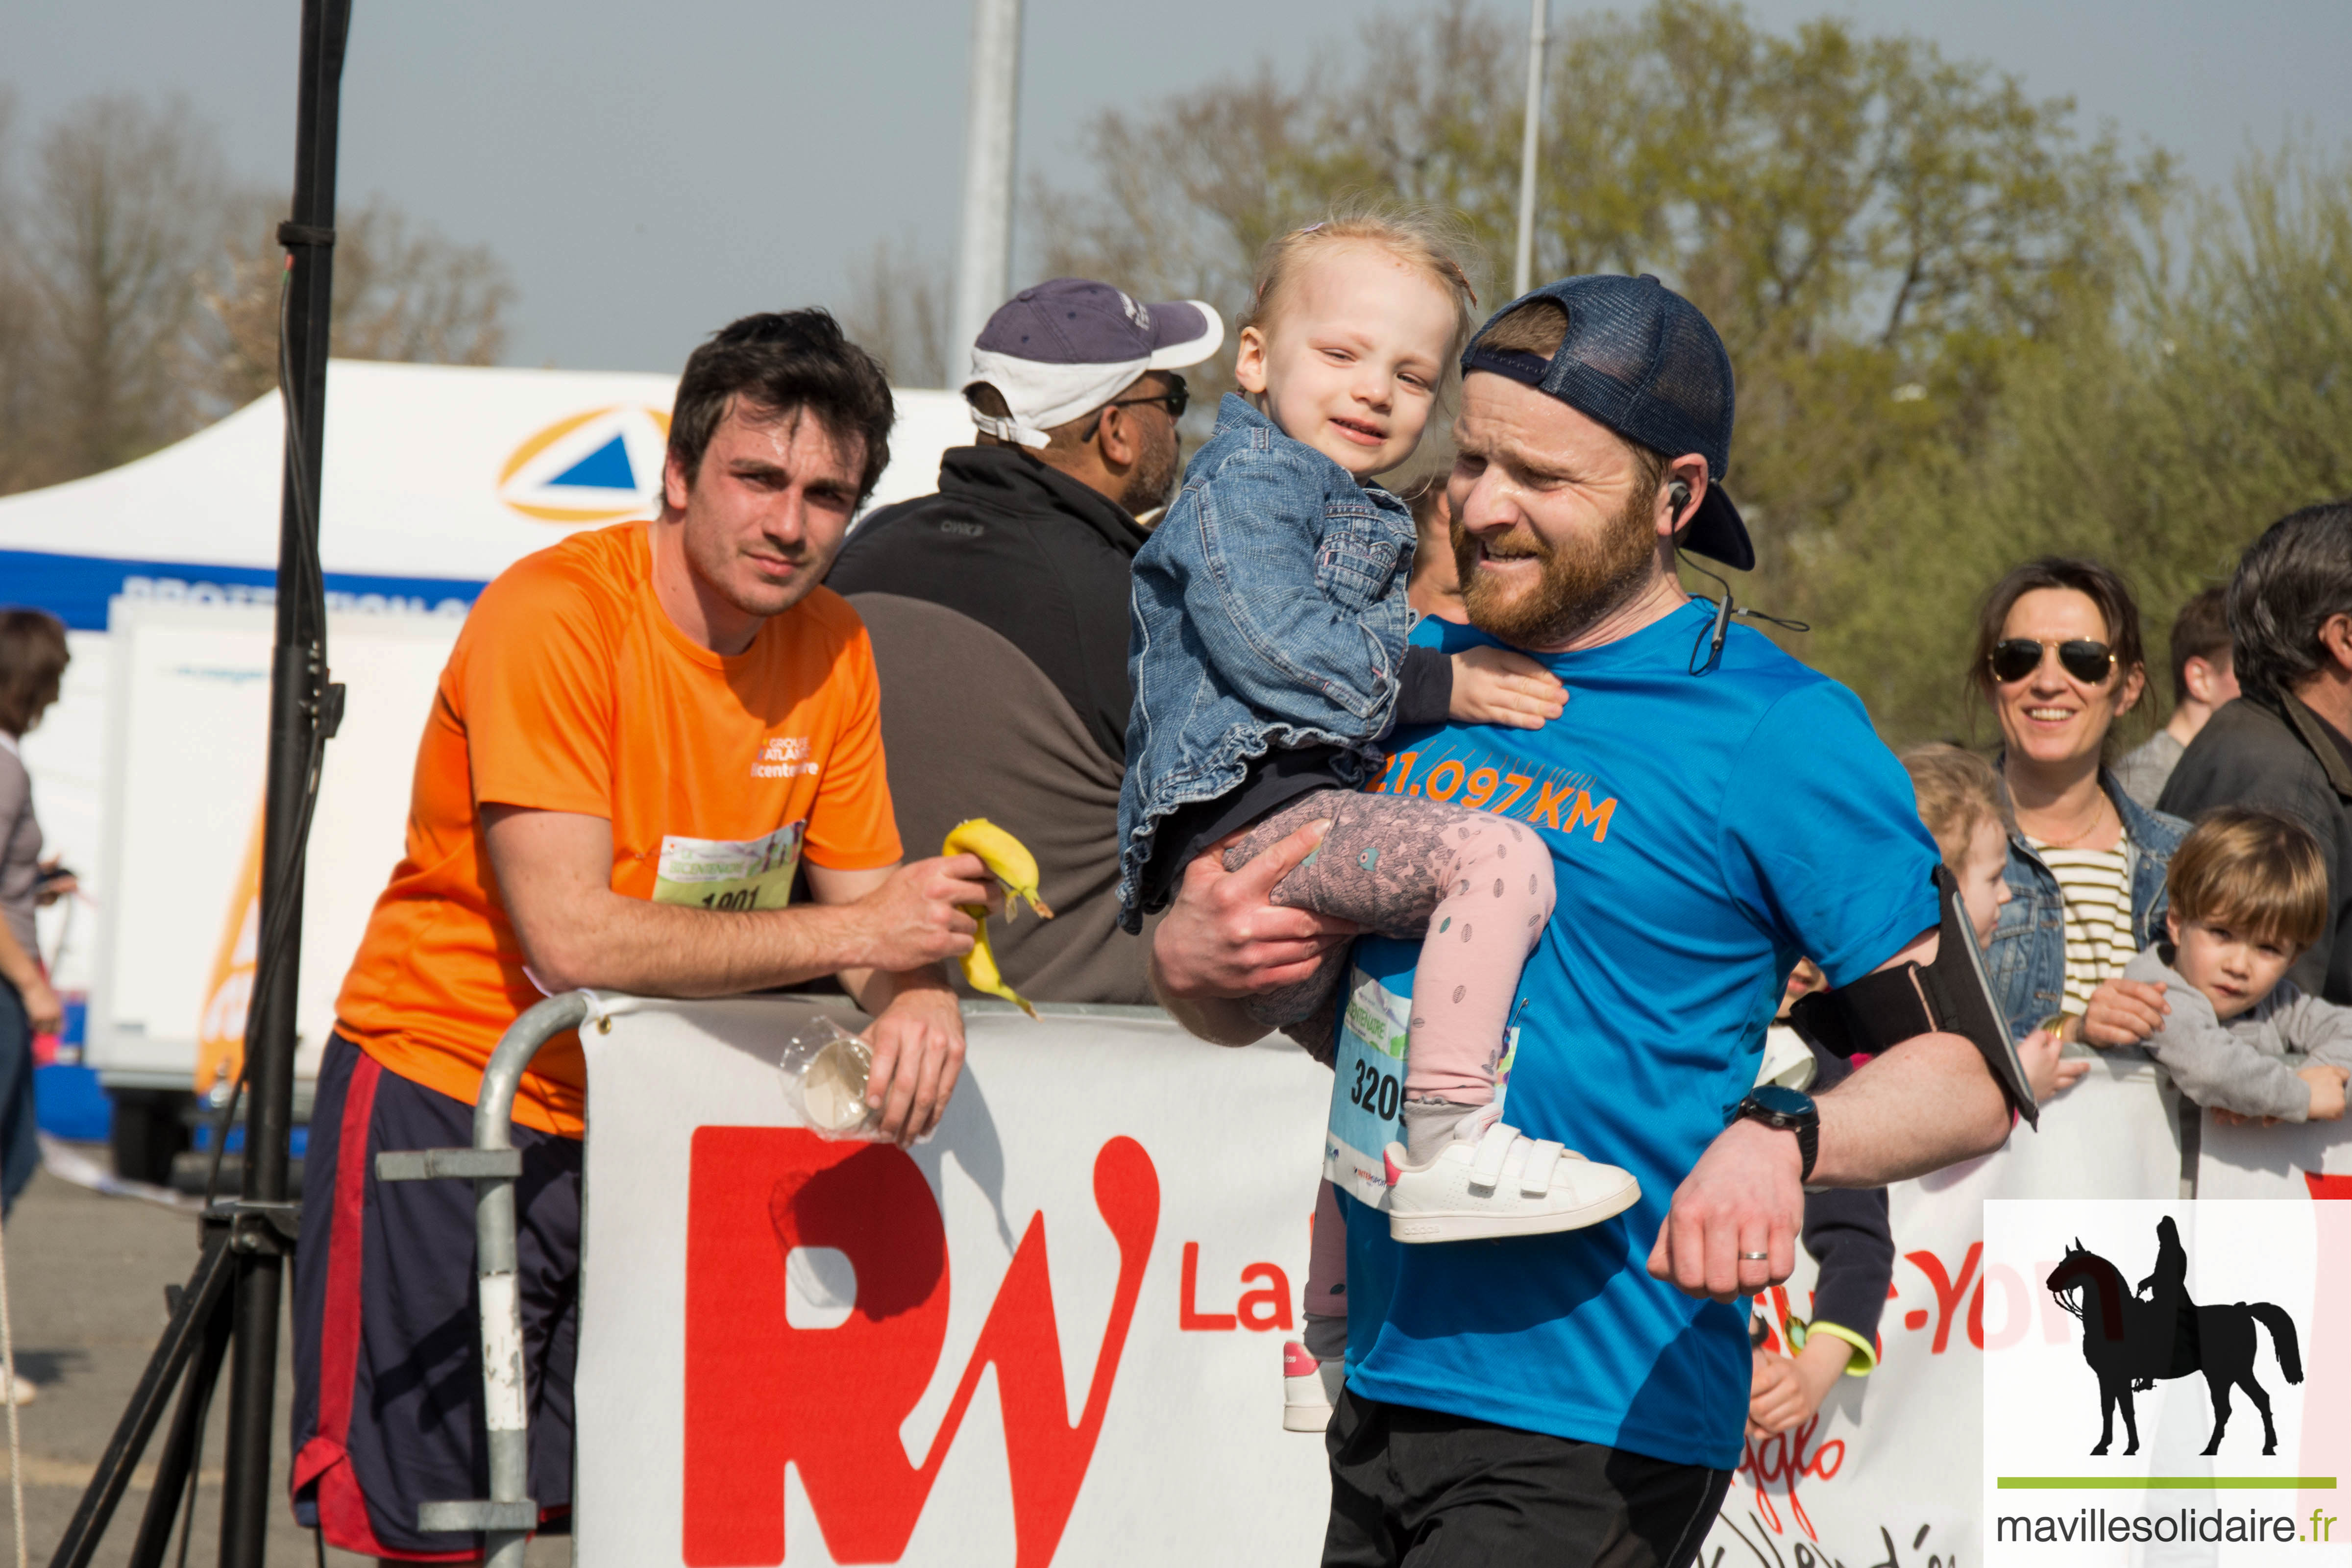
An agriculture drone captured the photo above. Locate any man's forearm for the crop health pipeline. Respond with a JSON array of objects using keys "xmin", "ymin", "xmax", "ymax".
[
  {"xmin": 843, "ymin": 960, "xmax": 955, "ymax": 1016},
  {"xmin": 1810, "ymin": 1030, "xmax": 2009, "ymax": 1187},
  {"xmin": 527, "ymin": 890, "xmax": 878, "ymax": 998},
  {"xmin": 1147, "ymin": 950, "xmax": 1269, "ymax": 1045}
]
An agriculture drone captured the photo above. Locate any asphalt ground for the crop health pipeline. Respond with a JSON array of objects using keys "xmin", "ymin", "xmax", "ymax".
[{"xmin": 1, "ymin": 1162, "xmax": 568, "ymax": 1567}]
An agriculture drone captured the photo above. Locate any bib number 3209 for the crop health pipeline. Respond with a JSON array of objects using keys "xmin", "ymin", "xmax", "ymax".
[
  {"xmin": 1325, "ymin": 967, "xmax": 1410, "ymax": 1205},
  {"xmin": 1348, "ymin": 1054, "xmax": 1401, "ymax": 1122}
]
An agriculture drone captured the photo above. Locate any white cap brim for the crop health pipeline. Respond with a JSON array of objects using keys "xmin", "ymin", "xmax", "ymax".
[{"xmin": 1144, "ymin": 301, "xmax": 1224, "ymax": 370}]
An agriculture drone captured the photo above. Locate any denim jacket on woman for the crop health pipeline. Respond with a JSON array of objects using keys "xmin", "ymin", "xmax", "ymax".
[
  {"xmin": 1983, "ymin": 764, "xmax": 2188, "ymax": 1041},
  {"xmin": 1116, "ymin": 394, "xmax": 1418, "ymax": 924}
]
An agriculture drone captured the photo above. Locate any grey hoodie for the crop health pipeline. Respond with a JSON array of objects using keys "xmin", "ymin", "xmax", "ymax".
[{"xmin": 2126, "ymin": 946, "xmax": 2352, "ymax": 1120}]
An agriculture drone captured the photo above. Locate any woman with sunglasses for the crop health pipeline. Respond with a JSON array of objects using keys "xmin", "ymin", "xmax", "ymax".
[{"xmin": 1971, "ymin": 558, "xmax": 2189, "ymax": 1050}]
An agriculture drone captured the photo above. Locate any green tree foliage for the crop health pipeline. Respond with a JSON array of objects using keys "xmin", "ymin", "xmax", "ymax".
[
  {"xmin": 1035, "ymin": 1, "xmax": 2350, "ymax": 741},
  {"xmin": 1816, "ymin": 143, "xmax": 2352, "ymax": 743}
]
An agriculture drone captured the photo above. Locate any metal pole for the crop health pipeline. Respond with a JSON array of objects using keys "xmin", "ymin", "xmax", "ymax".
[
  {"xmin": 217, "ymin": 0, "xmax": 349, "ymax": 1561},
  {"xmin": 1512, "ymin": 0, "xmax": 1549, "ymax": 299},
  {"xmin": 381, "ymin": 990, "xmax": 594, "ymax": 1568},
  {"xmin": 468, "ymin": 993, "xmax": 588, "ymax": 1568},
  {"xmin": 949, "ymin": 0, "xmax": 1023, "ymax": 379}
]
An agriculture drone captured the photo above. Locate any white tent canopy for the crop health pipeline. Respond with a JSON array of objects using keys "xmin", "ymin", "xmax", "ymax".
[
  {"xmin": 2, "ymin": 360, "xmax": 972, "ymax": 997},
  {"xmin": 0, "ymin": 359, "xmax": 973, "ymax": 629}
]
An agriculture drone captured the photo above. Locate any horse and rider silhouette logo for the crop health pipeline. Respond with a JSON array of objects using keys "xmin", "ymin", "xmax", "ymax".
[{"xmin": 2046, "ymin": 1217, "xmax": 2304, "ymax": 1457}]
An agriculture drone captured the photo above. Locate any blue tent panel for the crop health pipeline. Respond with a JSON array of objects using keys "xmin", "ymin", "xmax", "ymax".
[{"xmin": 0, "ymin": 549, "xmax": 486, "ymax": 632}]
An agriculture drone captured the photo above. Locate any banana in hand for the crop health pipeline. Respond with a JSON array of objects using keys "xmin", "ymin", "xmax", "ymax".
[{"xmin": 941, "ymin": 818, "xmax": 1054, "ymax": 1017}]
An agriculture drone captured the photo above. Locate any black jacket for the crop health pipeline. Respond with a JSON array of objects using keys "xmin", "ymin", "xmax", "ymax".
[
  {"xmin": 2159, "ymin": 690, "xmax": 2352, "ymax": 1004},
  {"xmin": 828, "ymin": 445, "xmax": 1147, "ymax": 762}
]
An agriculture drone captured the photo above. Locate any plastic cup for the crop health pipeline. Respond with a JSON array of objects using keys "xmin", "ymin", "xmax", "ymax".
[{"xmin": 779, "ymin": 1016, "xmax": 878, "ymax": 1137}]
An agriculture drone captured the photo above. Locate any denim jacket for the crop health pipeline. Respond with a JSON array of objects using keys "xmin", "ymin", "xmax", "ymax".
[
  {"xmin": 1983, "ymin": 765, "xmax": 2189, "ymax": 1040},
  {"xmin": 1116, "ymin": 395, "xmax": 1417, "ymax": 920}
]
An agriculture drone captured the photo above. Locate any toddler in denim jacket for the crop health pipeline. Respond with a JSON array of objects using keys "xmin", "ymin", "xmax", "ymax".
[{"xmin": 1120, "ymin": 213, "xmax": 1643, "ymax": 1428}]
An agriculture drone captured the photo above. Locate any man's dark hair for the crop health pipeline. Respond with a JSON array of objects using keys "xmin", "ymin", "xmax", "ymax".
[
  {"xmin": 0, "ymin": 608, "xmax": 70, "ymax": 736},
  {"xmin": 2227, "ymin": 500, "xmax": 2352, "ymax": 700},
  {"xmin": 667, "ymin": 310, "xmax": 894, "ymax": 502},
  {"xmin": 2166, "ymin": 586, "xmax": 2233, "ymax": 708}
]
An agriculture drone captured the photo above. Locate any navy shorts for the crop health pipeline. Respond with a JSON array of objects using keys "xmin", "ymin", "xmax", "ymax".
[
  {"xmin": 1322, "ymin": 1388, "xmax": 1732, "ymax": 1568},
  {"xmin": 290, "ymin": 1034, "xmax": 580, "ymax": 1560}
]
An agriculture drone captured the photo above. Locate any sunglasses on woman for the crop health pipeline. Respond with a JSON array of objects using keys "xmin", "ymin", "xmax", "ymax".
[{"xmin": 1987, "ymin": 637, "xmax": 2116, "ymax": 686}]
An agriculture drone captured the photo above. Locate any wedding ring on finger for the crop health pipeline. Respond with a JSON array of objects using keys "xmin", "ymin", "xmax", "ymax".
[{"xmin": 1739, "ymin": 1251, "xmax": 1770, "ymax": 1262}]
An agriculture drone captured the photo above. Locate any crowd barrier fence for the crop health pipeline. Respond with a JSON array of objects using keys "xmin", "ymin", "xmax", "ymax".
[{"xmin": 418, "ymin": 997, "xmax": 2352, "ymax": 1567}]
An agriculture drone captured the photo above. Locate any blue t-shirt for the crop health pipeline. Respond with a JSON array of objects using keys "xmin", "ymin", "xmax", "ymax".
[{"xmin": 1339, "ymin": 601, "xmax": 1939, "ymax": 1470}]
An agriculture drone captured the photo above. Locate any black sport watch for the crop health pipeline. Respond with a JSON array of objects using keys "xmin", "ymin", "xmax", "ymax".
[{"xmin": 1733, "ymin": 1085, "xmax": 1819, "ymax": 1184}]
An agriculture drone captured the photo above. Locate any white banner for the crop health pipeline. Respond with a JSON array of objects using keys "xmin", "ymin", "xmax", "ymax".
[
  {"xmin": 2199, "ymin": 1103, "xmax": 2352, "ymax": 1201},
  {"xmin": 574, "ymin": 998, "xmax": 1336, "ymax": 1568},
  {"xmin": 567, "ymin": 1006, "xmax": 2352, "ymax": 1567}
]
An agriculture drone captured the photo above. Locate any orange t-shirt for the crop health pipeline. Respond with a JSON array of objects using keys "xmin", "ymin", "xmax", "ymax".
[{"xmin": 335, "ymin": 521, "xmax": 902, "ymax": 1135}]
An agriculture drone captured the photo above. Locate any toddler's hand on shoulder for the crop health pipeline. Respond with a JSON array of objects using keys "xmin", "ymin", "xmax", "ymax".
[{"xmin": 1449, "ymin": 646, "xmax": 1567, "ymax": 732}]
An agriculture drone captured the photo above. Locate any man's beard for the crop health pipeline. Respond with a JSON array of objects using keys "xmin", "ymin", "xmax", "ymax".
[
  {"xmin": 1119, "ymin": 432, "xmax": 1181, "ymax": 517},
  {"xmin": 1452, "ymin": 479, "xmax": 1659, "ymax": 648}
]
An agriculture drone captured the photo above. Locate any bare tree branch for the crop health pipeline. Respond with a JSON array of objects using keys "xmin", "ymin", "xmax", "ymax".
[{"xmin": 837, "ymin": 232, "xmax": 951, "ymax": 388}]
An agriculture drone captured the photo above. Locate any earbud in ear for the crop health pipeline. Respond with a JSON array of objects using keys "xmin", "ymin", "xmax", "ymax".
[{"xmin": 1668, "ymin": 479, "xmax": 1693, "ymax": 520}]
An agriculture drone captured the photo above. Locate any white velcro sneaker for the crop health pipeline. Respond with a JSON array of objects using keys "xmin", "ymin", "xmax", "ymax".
[{"xmin": 1382, "ymin": 1121, "xmax": 1640, "ymax": 1243}]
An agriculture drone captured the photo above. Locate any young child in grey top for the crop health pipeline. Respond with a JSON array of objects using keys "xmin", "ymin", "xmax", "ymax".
[{"xmin": 2128, "ymin": 806, "xmax": 2352, "ymax": 1125}]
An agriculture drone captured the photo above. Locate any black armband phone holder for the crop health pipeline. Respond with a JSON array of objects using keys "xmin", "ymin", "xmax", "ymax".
[{"xmin": 1786, "ymin": 864, "xmax": 2037, "ymax": 1127}]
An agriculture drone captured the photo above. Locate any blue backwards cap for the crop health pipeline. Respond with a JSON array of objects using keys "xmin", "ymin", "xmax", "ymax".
[{"xmin": 1460, "ymin": 274, "xmax": 1752, "ymax": 571}]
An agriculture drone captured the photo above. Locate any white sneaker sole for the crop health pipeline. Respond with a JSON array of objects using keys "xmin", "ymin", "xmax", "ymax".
[
  {"xmin": 1282, "ymin": 1392, "xmax": 1333, "ymax": 1432},
  {"xmin": 1388, "ymin": 1176, "xmax": 1640, "ymax": 1243},
  {"xmin": 1282, "ymin": 1347, "xmax": 1344, "ymax": 1431}
]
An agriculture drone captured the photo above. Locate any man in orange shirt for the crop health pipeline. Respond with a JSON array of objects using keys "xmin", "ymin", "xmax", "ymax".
[{"xmin": 290, "ymin": 311, "xmax": 996, "ymax": 1561}]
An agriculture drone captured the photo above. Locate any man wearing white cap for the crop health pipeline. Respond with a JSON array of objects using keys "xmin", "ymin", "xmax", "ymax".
[{"xmin": 828, "ymin": 279, "xmax": 1224, "ymax": 1004}]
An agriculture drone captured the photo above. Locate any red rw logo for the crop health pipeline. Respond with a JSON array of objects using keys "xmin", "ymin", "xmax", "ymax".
[{"xmin": 682, "ymin": 1129, "xmax": 1158, "ymax": 1567}]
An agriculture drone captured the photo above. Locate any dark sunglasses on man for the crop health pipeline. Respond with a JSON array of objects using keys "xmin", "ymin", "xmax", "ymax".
[
  {"xmin": 1987, "ymin": 637, "xmax": 2116, "ymax": 686},
  {"xmin": 1082, "ymin": 375, "xmax": 1189, "ymax": 440}
]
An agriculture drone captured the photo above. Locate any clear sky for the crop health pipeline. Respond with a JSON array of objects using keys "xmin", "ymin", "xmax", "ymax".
[{"xmin": 8, "ymin": 0, "xmax": 2347, "ymax": 375}]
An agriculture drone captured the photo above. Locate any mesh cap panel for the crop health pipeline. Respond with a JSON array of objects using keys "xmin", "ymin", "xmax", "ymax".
[{"xmin": 1460, "ymin": 273, "xmax": 1751, "ymax": 568}]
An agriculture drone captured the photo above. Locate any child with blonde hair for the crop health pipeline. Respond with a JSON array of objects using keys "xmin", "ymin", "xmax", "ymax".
[
  {"xmin": 1902, "ymin": 744, "xmax": 2015, "ymax": 947},
  {"xmin": 1901, "ymin": 743, "xmax": 2084, "ymax": 1102},
  {"xmin": 1116, "ymin": 209, "xmax": 1639, "ymax": 1428}
]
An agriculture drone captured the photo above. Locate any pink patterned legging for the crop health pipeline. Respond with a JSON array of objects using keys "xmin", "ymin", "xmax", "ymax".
[{"xmin": 1221, "ymin": 785, "xmax": 1556, "ymax": 1101}]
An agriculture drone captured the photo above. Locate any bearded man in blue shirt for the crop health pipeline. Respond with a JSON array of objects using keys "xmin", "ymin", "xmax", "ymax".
[{"xmin": 1150, "ymin": 275, "xmax": 2024, "ymax": 1568}]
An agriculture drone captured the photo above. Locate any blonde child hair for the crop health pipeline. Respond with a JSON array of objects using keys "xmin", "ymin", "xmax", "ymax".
[
  {"xmin": 1900, "ymin": 743, "xmax": 2011, "ymax": 870},
  {"xmin": 1244, "ymin": 203, "xmax": 1484, "ymax": 370},
  {"xmin": 2167, "ymin": 807, "xmax": 2330, "ymax": 951}
]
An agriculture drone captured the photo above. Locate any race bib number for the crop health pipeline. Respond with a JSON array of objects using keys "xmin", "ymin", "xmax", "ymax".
[
  {"xmin": 1326, "ymin": 967, "xmax": 1409, "ymax": 1207},
  {"xmin": 652, "ymin": 822, "xmax": 805, "ymax": 912}
]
